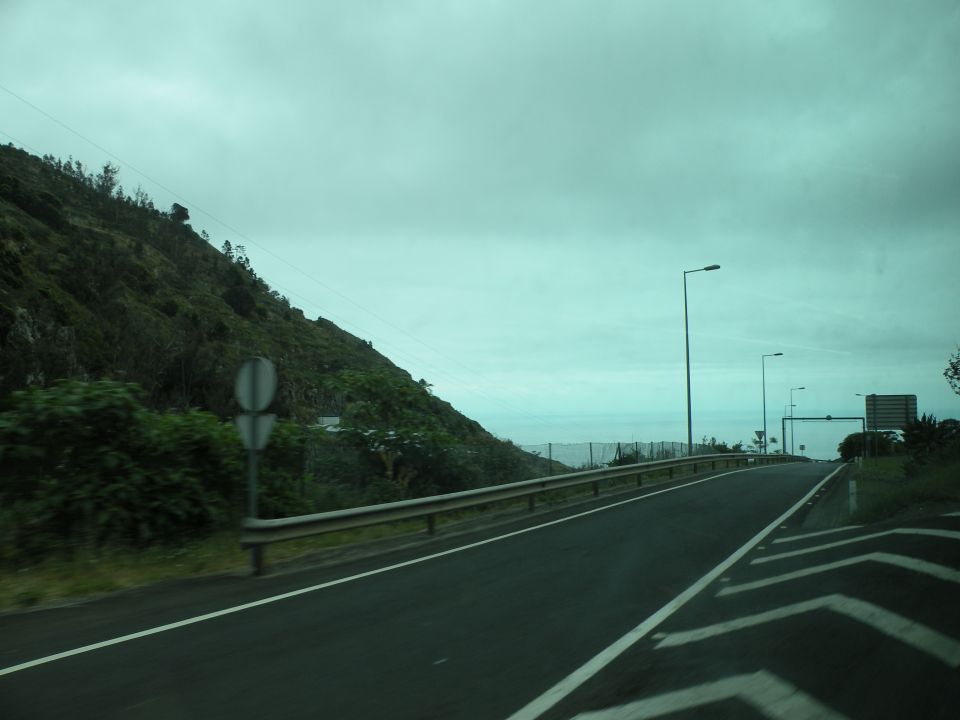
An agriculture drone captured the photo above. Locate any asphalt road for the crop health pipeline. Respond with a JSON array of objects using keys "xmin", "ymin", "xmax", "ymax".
[
  {"xmin": 1, "ymin": 462, "xmax": 832, "ymax": 719},
  {"xmin": 540, "ymin": 500, "xmax": 960, "ymax": 719}
]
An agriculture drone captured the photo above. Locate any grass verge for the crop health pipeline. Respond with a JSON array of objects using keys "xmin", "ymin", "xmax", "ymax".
[{"xmin": 850, "ymin": 455, "xmax": 960, "ymax": 523}]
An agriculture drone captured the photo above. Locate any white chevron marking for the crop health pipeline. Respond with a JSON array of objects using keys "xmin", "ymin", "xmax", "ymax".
[
  {"xmin": 771, "ymin": 526, "xmax": 862, "ymax": 544},
  {"xmin": 718, "ymin": 552, "xmax": 960, "ymax": 596},
  {"xmin": 571, "ymin": 670, "xmax": 849, "ymax": 719},
  {"xmin": 753, "ymin": 528, "xmax": 960, "ymax": 564},
  {"xmin": 655, "ymin": 594, "xmax": 960, "ymax": 667}
]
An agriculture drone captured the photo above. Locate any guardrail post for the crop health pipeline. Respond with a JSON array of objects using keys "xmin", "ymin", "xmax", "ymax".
[
  {"xmin": 668, "ymin": 466, "xmax": 674, "ymax": 479},
  {"xmin": 528, "ymin": 495, "xmax": 535, "ymax": 512},
  {"xmin": 693, "ymin": 462, "xmax": 698, "ymax": 473},
  {"xmin": 251, "ymin": 546, "xmax": 264, "ymax": 576},
  {"xmin": 427, "ymin": 514, "xmax": 436, "ymax": 535},
  {"xmin": 711, "ymin": 460, "xmax": 716, "ymax": 470},
  {"xmin": 636, "ymin": 472, "xmax": 642, "ymax": 487},
  {"xmin": 592, "ymin": 481, "xmax": 600, "ymax": 497}
]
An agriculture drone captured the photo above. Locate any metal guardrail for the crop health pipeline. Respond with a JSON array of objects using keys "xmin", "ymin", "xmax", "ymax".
[{"xmin": 241, "ymin": 453, "xmax": 804, "ymax": 572}]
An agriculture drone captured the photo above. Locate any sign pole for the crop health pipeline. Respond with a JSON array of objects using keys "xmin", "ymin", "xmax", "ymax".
[
  {"xmin": 249, "ymin": 364, "xmax": 259, "ymax": 519},
  {"xmin": 249, "ymin": 364, "xmax": 261, "ymax": 574},
  {"xmin": 234, "ymin": 356, "xmax": 277, "ymax": 577}
]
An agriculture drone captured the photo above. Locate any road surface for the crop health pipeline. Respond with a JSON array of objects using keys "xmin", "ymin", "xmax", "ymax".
[{"xmin": 3, "ymin": 462, "xmax": 893, "ymax": 719}]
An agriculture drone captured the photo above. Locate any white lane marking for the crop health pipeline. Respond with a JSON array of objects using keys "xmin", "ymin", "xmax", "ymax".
[
  {"xmin": 655, "ymin": 593, "xmax": 960, "ymax": 667},
  {"xmin": 772, "ymin": 526, "xmax": 863, "ymax": 544},
  {"xmin": 571, "ymin": 670, "xmax": 849, "ymax": 720},
  {"xmin": 717, "ymin": 553, "xmax": 960, "ymax": 596},
  {"xmin": 753, "ymin": 529, "xmax": 960, "ymax": 564},
  {"xmin": 503, "ymin": 464, "xmax": 838, "ymax": 720},
  {"xmin": 0, "ymin": 464, "xmax": 773, "ymax": 678},
  {"xmin": 943, "ymin": 511, "xmax": 960, "ymax": 517}
]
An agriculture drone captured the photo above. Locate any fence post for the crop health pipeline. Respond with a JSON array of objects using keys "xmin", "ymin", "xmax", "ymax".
[
  {"xmin": 635, "ymin": 441, "xmax": 639, "ymax": 461},
  {"xmin": 589, "ymin": 442, "xmax": 593, "ymax": 468},
  {"xmin": 548, "ymin": 443, "xmax": 553, "ymax": 476}
]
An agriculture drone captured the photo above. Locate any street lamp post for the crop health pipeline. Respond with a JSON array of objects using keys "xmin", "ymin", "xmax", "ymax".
[
  {"xmin": 790, "ymin": 386, "xmax": 805, "ymax": 455},
  {"xmin": 761, "ymin": 352, "xmax": 783, "ymax": 454},
  {"xmin": 683, "ymin": 264, "xmax": 721, "ymax": 457}
]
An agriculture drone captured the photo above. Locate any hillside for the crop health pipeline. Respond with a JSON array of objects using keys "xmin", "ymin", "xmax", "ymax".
[{"xmin": 0, "ymin": 143, "xmax": 486, "ymax": 439}]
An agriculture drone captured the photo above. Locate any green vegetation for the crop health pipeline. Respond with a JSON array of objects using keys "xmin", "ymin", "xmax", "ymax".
[
  {"xmin": 850, "ymin": 414, "xmax": 960, "ymax": 523},
  {"xmin": 0, "ymin": 143, "xmax": 548, "ymax": 605},
  {"xmin": 837, "ymin": 430, "xmax": 902, "ymax": 462},
  {"xmin": 946, "ymin": 346, "xmax": 960, "ymax": 396},
  {"xmin": 0, "ymin": 143, "xmax": 491, "ymax": 432}
]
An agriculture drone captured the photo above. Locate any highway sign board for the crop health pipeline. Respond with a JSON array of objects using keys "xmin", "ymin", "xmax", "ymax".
[
  {"xmin": 864, "ymin": 394, "xmax": 917, "ymax": 430},
  {"xmin": 235, "ymin": 357, "xmax": 276, "ymax": 412},
  {"xmin": 236, "ymin": 413, "xmax": 276, "ymax": 451}
]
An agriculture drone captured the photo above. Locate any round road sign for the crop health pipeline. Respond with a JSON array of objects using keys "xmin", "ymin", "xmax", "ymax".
[{"xmin": 235, "ymin": 357, "xmax": 277, "ymax": 412}]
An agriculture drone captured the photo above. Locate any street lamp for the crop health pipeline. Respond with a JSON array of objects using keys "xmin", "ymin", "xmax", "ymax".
[
  {"xmin": 683, "ymin": 264, "xmax": 721, "ymax": 456},
  {"xmin": 761, "ymin": 352, "xmax": 783, "ymax": 453},
  {"xmin": 790, "ymin": 386, "xmax": 805, "ymax": 455}
]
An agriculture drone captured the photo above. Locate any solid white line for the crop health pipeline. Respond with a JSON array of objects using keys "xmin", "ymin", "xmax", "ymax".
[
  {"xmin": 717, "ymin": 552, "xmax": 960, "ymax": 596},
  {"xmin": 753, "ymin": 529, "xmax": 960, "ymax": 564},
  {"xmin": 503, "ymin": 464, "xmax": 841, "ymax": 720},
  {"xmin": 0, "ymin": 464, "xmax": 770, "ymax": 678},
  {"xmin": 655, "ymin": 593, "xmax": 960, "ymax": 667},
  {"xmin": 571, "ymin": 670, "xmax": 849, "ymax": 720},
  {"xmin": 771, "ymin": 526, "xmax": 862, "ymax": 544},
  {"xmin": 943, "ymin": 511, "xmax": 960, "ymax": 517}
]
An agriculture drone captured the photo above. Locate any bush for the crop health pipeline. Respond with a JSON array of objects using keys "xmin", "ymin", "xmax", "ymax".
[
  {"xmin": 0, "ymin": 381, "xmax": 246, "ymax": 563},
  {"xmin": 902, "ymin": 414, "xmax": 959, "ymax": 469}
]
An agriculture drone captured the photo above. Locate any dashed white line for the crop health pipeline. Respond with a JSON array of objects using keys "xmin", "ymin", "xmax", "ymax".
[
  {"xmin": 772, "ymin": 526, "xmax": 863, "ymax": 544},
  {"xmin": 571, "ymin": 670, "xmax": 849, "ymax": 720},
  {"xmin": 655, "ymin": 593, "xmax": 960, "ymax": 667},
  {"xmin": 753, "ymin": 528, "xmax": 960, "ymax": 564},
  {"xmin": 717, "ymin": 553, "xmax": 960, "ymax": 596}
]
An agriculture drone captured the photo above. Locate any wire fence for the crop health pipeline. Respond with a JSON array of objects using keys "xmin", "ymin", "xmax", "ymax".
[{"xmin": 518, "ymin": 441, "xmax": 712, "ymax": 474}]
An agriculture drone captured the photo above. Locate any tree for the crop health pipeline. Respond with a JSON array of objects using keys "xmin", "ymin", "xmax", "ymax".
[
  {"xmin": 837, "ymin": 431, "xmax": 899, "ymax": 461},
  {"xmin": 902, "ymin": 413, "xmax": 959, "ymax": 465},
  {"xmin": 94, "ymin": 162, "xmax": 120, "ymax": 197},
  {"xmin": 170, "ymin": 203, "xmax": 189, "ymax": 223},
  {"xmin": 946, "ymin": 347, "xmax": 960, "ymax": 396},
  {"xmin": 221, "ymin": 239, "xmax": 234, "ymax": 261},
  {"xmin": 327, "ymin": 369, "xmax": 454, "ymax": 497}
]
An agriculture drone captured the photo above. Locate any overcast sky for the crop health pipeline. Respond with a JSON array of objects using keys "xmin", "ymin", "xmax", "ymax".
[{"xmin": 2, "ymin": 0, "xmax": 959, "ymax": 458}]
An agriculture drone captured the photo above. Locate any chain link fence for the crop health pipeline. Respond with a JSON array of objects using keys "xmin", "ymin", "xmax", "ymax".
[{"xmin": 519, "ymin": 441, "xmax": 712, "ymax": 474}]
